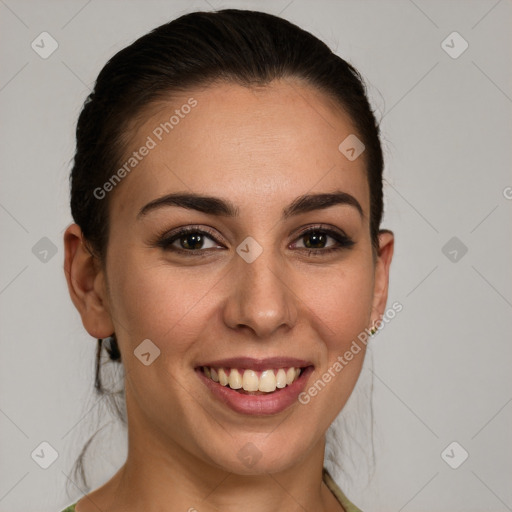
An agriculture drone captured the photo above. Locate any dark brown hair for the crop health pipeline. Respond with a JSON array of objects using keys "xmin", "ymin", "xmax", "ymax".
[{"xmin": 68, "ymin": 8, "xmax": 384, "ymax": 490}]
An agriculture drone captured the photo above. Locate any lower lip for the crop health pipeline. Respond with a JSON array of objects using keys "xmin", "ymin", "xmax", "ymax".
[{"xmin": 196, "ymin": 366, "xmax": 314, "ymax": 416}]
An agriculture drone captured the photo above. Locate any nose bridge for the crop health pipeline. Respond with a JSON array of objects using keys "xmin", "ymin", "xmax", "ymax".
[{"xmin": 223, "ymin": 240, "xmax": 298, "ymax": 337}]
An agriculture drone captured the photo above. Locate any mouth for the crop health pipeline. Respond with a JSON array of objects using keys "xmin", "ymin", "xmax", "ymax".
[
  {"xmin": 199, "ymin": 366, "xmax": 305, "ymax": 395},
  {"xmin": 194, "ymin": 358, "xmax": 314, "ymax": 415}
]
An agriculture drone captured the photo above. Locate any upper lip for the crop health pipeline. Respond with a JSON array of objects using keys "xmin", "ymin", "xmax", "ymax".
[{"xmin": 196, "ymin": 357, "xmax": 314, "ymax": 371}]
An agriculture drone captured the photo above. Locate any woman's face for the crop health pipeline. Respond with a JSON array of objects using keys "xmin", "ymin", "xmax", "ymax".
[{"xmin": 94, "ymin": 79, "xmax": 392, "ymax": 474}]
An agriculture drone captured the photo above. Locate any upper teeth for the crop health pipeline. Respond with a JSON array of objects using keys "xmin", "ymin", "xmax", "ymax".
[{"xmin": 202, "ymin": 367, "xmax": 302, "ymax": 393}]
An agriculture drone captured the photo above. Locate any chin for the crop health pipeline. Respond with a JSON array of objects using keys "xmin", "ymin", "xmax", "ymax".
[{"xmin": 203, "ymin": 429, "xmax": 316, "ymax": 476}]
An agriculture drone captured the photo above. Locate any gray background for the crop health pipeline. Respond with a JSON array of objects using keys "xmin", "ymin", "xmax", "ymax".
[{"xmin": 1, "ymin": 1, "xmax": 511, "ymax": 511}]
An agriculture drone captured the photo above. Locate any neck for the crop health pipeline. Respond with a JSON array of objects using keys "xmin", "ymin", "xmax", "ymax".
[{"xmin": 96, "ymin": 407, "xmax": 340, "ymax": 512}]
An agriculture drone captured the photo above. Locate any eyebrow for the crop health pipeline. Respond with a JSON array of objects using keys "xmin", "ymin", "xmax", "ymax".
[{"xmin": 137, "ymin": 190, "xmax": 364, "ymax": 220}]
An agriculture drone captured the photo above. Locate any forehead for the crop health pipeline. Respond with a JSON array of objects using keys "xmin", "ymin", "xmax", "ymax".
[{"xmin": 110, "ymin": 79, "xmax": 369, "ymax": 220}]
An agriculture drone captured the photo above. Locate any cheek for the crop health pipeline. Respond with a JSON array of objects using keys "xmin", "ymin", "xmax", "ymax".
[
  {"xmin": 294, "ymin": 268, "xmax": 373, "ymax": 427},
  {"xmin": 107, "ymin": 243, "xmax": 374, "ymax": 364},
  {"xmin": 303, "ymin": 258, "xmax": 374, "ymax": 347},
  {"xmin": 107, "ymin": 256, "xmax": 225, "ymax": 352}
]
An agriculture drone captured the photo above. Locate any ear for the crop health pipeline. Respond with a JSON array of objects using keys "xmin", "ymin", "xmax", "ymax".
[
  {"xmin": 370, "ymin": 229, "xmax": 395, "ymax": 323},
  {"xmin": 63, "ymin": 223, "xmax": 114, "ymax": 339}
]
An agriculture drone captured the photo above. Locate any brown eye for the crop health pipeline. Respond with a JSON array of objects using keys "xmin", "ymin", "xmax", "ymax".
[
  {"xmin": 178, "ymin": 232, "xmax": 207, "ymax": 250},
  {"xmin": 156, "ymin": 227, "xmax": 223, "ymax": 254},
  {"xmin": 291, "ymin": 227, "xmax": 354, "ymax": 256},
  {"xmin": 302, "ymin": 231, "xmax": 330, "ymax": 249}
]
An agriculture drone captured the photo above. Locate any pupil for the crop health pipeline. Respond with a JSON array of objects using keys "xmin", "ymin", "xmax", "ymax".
[
  {"xmin": 305, "ymin": 232, "xmax": 326, "ymax": 249},
  {"xmin": 179, "ymin": 232, "xmax": 327, "ymax": 250},
  {"xmin": 182, "ymin": 233, "xmax": 203, "ymax": 250}
]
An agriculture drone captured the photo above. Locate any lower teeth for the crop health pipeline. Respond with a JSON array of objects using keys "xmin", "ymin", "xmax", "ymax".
[{"xmin": 234, "ymin": 388, "xmax": 276, "ymax": 395}]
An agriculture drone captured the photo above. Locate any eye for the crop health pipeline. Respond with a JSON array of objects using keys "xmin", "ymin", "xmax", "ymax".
[
  {"xmin": 291, "ymin": 226, "xmax": 354, "ymax": 256},
  {"xmin": 155, "ymin": 226, "xmax": 224, "ymax": 254},
  {"xmin": 154, "ymin": 224, "xmax": 354, "ymax": 257}
]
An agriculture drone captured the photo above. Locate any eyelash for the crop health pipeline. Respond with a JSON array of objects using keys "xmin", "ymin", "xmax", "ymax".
[{"xmin": 154, "ymin": 224, "xmax": 354, "ymax": 257}]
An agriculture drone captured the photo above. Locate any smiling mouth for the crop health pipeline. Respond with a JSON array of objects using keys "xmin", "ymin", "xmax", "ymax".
[{"xmin": 199, "ymin": 366, "xmax": 306, "ymax": 395}]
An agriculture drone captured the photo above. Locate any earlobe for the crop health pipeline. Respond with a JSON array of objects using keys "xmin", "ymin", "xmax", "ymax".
[
  {"xmin": 370, "ymin": 229, "xmax": 395, "ymax": 322},
  {"xmin": 63, "ymin": 223, "xmax": 115, "ymax": 339}
]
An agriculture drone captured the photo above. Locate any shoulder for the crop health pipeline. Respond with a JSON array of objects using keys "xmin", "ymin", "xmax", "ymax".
[
  {"xmin": 60, "ymin": 505, "xmax": 76, "ymax": 512},
  {"xmin": 62, "ymin": 472, "xmax": 360, "ymax": 512},
  {"xmin": 322, "ymin": 468, "xmax": 364, "ymax": 512}
]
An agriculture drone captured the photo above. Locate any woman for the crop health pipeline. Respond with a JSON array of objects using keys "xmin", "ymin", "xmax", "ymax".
[{"xmin": 62, "ymin": 8, "xmax": 394, "ymax": 512}]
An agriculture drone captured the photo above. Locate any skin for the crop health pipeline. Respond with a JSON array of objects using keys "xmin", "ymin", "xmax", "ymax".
[{"xmin": 64, "ymin": 79, "xmax": 394, "ymax": 512}]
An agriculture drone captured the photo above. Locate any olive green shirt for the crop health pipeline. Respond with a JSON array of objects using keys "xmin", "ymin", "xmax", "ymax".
[{"xmin": 60, "ymin": 468, "xmax": 362, "ymax": 512}]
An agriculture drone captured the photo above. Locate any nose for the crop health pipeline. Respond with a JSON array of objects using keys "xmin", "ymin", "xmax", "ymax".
[{"xmin": 222, "ymin": 247, "xmax": 299, "ymax": 339}]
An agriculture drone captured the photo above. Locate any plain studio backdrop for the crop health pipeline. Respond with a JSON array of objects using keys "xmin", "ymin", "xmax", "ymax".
[{"xmin": 0, "ymin": 1, "xmax": 511, "ymax": 511}]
